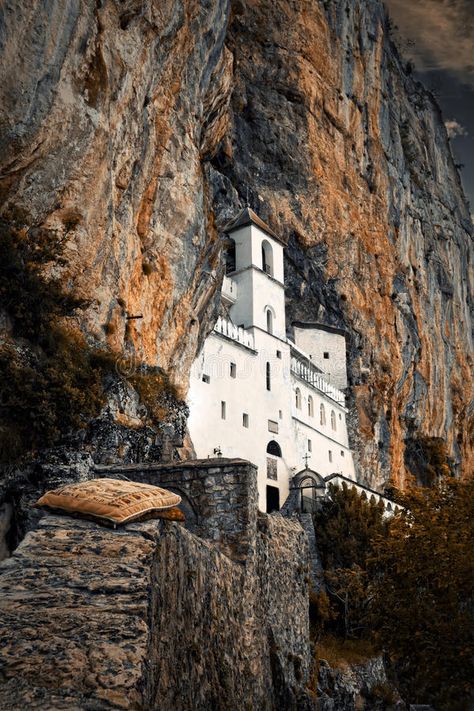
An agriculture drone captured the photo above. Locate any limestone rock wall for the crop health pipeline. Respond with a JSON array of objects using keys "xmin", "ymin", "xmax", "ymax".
[
  {"xmin": 0, "ymin": 512, "xmax": 314, "ymax": 710},
  {"xmin": 208, "ymin": 0, "xmax": 473, "ymax": 487},
  {"xmin": 0, "ymin": 0, "xmax": 472, "ymax": 487},
  {"xmin": 0, "ymin": 0, "xmax": 231, "ymax": 387}
]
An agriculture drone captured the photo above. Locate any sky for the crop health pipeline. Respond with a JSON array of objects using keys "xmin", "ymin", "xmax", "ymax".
[{"xmin": 384, "ymin": 0, "xmax": 474, "ymax": 214}]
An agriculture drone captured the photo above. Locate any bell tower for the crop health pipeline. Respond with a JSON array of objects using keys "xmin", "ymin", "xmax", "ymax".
[{"xmin": 223, "ymin": 207, "xmax": 286, "ymax": 339}]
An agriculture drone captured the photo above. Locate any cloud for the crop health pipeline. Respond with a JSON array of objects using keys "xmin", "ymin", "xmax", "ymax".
[
  {"xmin": 385, "ymin": 0, "xmax": 474, "ymax": 85},
  {"xmin": 444, "ymin": 119, "xmax": 468, "ymax": 137}
]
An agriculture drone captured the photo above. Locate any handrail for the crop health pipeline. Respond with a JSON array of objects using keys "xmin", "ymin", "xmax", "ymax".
[
  {"xmin": 214, "ymin": 316, "xmax": 255, "ymax": 349},
  {"xmin": 290, "ymin": 352, "xmax": 345, "ymax": 404}
]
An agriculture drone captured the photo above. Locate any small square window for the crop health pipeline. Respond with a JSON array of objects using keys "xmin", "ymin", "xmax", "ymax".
[
  {"xmin": 221, "ymin": 401, "xmax": 226, "ymax": 420},
  {"xmin": 202, "ymin": 374, "xmax": 210, "ymax": 383},
  {"xmin": 323, "ymin": 352, "xmax": 330, "ymax": 359},
  {"xmin": 328, "ymin": 450, "xmax": 333, "ymax": 462},
  {"xmin": 230, "ymin": 362, "xmax": 236, "ymax": 378},
  {"xmin": 308, "ymin": 439, "xmax": 312, "ymax": 452},
  {"xmin": 276, "ymin": 350, "xmax": 282, "ymax": 359},
  {"xmin": 243, "ymin": 413, "xmax": 249, "ymax": 428},
  {"xmin": 341, "ymin": 450, "xmax": 345, "ymax": 457}
]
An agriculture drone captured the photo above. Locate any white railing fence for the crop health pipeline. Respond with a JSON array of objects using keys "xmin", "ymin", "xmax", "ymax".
[{"xmin": 214, "ymin": 316, "xmax": 255, "ymax": 349}]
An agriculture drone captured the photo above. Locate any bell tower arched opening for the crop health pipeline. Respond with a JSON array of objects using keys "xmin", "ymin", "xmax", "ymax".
[{"xmin": 261, "ymin": 239, "xmax": 274, "ymax": 276}]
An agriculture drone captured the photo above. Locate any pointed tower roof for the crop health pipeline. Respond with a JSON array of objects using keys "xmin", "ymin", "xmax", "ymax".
[{"xmin": 224, "ymin": 207, "xmax": 287, "ymax": 246}]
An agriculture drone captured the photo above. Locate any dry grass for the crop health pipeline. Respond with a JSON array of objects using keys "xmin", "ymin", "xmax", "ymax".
[{"xmin": 316, "ymin": 635, "xmax": 376, "ymax": 670}]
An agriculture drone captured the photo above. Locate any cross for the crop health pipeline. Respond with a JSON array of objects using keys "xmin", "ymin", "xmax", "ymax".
[{"xmin": 303, "ymin": 453, "xmax": 311, "ymax": 468}]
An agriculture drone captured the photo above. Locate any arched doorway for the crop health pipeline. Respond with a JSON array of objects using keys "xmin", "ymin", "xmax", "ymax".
[{"xmin": 292, "ymin": 469, "xmax": 326, "ymax": 514}]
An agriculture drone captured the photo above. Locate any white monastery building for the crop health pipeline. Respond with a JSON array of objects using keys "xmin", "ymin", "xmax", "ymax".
[{"xmin": 188, "ymin": 208, "xmax": 357, "ymax": 513}]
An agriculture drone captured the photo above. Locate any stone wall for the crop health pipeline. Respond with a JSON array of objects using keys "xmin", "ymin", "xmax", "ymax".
[
  {"xmin": 0, "ymin": 461, "xmax": 315, "ymax": 710},
  {"xmin": 95, "ymin": 458, "xmax": 258, "ymax": 561}
]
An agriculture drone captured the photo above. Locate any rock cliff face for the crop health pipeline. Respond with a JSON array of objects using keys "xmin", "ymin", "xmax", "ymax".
[
  {"xmin": 0, "ymin": 510, "xmax": 314, "ymax": 709},
  {"xmin": 0, "ymin": 0, "xmax": 472, "ymax": 487},
  {"xmin": 209, "ymin": 0, "xmax": 473, "ymax": 487}
]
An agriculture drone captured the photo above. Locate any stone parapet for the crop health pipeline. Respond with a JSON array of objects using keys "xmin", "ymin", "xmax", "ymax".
[{"xmin": 95, "ymin": 458, "xmax": 258, "ymax": 562}]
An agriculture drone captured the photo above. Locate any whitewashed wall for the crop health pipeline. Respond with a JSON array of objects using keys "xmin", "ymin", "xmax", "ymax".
[{"xmin": 294, "ymin": 326, "xmax": 348, "ymax": 390}]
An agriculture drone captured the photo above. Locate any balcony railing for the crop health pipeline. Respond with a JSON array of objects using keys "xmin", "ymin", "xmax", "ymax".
[
  {"xmin": 214, "ymin": 316, "xmax": 255, "ymax": 349},
  {"xmin": 290, "ymin": 350, "xmax": 345, "ymax": 405}
]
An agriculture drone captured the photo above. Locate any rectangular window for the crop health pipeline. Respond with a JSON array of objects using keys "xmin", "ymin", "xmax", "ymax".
[
  {"xmin": 230, "ymin": 362, "xmax": 236, "ymax": 378},
  {"xmin": 323, "ymin": 352, "xmax": 330, "ymax": 359},
  {"xmin": 221, "ymin": 401, "xmax": 226, "ymax": 420},
  {"xmin": 202, "ymin": 374, "xmax": 210, "ymax": 383},
  {"xmin": 266, "ymin": 362, "xmax": 271, "ymax": 391},
  {"xmin": 268, "ymin": 420, "xmax": 279, "ymax": 434},
  {"xmin": 341, "ymin": 450, "xmax": 345, "ymax": 457},
  {"xmin": 276, "ymin": 350, "xmax": 282, "ymax": 359},
  {"xmin": 243, "ymin": 413, "xmax": 249, "ymax": 428},
  {"xmin": 279, "ymin": 410, "xmax": 283, "ymax": 419},
  {"xmin": 328, "ymin": 450, "xmax": 333, "ymax": 462},
  {"xmin": 308, "ymin": 439, "xmax": 312, "ymax": 452}
]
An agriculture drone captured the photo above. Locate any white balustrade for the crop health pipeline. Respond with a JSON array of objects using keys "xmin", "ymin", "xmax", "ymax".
[
  {"xmin": 214, "ymin": 316, "xmax": 255, "ymax": 350},
  {"xmin": 290, "ymin": 352, "xmax": 345, "ymax": 405}
]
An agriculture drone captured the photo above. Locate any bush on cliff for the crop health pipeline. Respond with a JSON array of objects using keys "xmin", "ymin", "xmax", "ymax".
[
  {"xmin": 313, "ymin": 478, "xmax": 474, "ymax": 710},
  {"xmin": 312, "ymin": 482, "xmax": 388, "ymax": 640},
  {"xmin": 369, "ymin": 478, "xmax": 474, "ymax": 711},
  {"xmin": 0, "ymin": 216, "xmax": 180, "ymax": 462}
]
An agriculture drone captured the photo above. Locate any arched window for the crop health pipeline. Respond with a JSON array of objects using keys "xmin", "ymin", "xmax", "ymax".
[
  {"xmin": 261, "ymin": 240, "xmax": 274, "ymax": 276},
  {"xmin": 320, "ymin": 403, "xmax": 326, "ymax": 426},
  {"xmin": 331, "ymin": 410, "xmax": 337, "ymax": 431},
  {"xmin": 308, "ymin": 395, "xmax": 314, "ymax": 417},
  {"xmin": 266, "ymin": 362, "xmax": 271, "ymax": 391},
  {"xmin": 267, "ymin": 440, "xmax": 282, "ymax": 457},
  {"xmin": 224, "ymin": 238, "xmax": 236, "ymax": 274},
  {"xmin": 266, "ymin": 308, "xmax": 273, "ymax": 334},
  {"xmin": 295, "ymin": 388, "xmax": 301, "ymax": 409}
]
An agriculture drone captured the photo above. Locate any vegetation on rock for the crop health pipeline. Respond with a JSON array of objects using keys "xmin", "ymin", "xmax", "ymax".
[
  {"xmin": 312, "ymin": 482, "xmax": 388, "ymax": 639},
  {"xmin": 404, "ymin": 434, "xmax": 453, "ymax": 485},
  {"xmin": 370, "ymin": 478, "xmax": 474, "ymax": 710},
  {"xmin": 0, "ymin": 217, "xmax": 182, "ymax": 463},
  {"xmin": 312, "ymin": 479, "xmax": 474, "ymax": 710}
]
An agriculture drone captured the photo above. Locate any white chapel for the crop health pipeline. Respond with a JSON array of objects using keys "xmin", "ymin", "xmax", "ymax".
[{"xmin": 188, "ymin": 208, "xmax": 357, "ymax": 513}]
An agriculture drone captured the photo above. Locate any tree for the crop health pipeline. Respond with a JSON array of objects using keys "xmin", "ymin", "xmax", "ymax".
[
  {"xmin": 313, "ymin": 483, "xmax": 388, "ymax": 639},
  {"xmin": 369, "ymin": 478, "xmax": 474, "ymax": 710}
]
